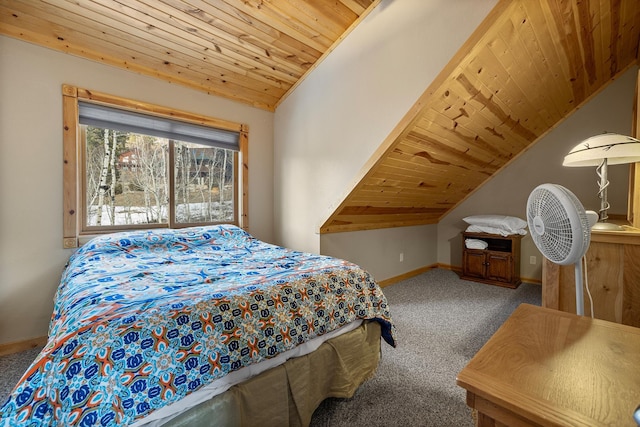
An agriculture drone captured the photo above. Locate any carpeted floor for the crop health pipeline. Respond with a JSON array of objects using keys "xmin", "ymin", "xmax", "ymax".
[
  {"xmin": 0, "ymin": 269, "xmax": 541, "ymax": 426},
  {"xmin": 309, "ymin": 268, "xmax": 541, "ymax": 427},
  {"xmin": 0, "ymin": 346, "xmax": 42, "ymax": 405}
]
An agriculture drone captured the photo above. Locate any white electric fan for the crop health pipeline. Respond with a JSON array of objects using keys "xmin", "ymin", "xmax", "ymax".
[{"xmin": 526, "ymin": 184, "xmax": 597, "ymax": 315}]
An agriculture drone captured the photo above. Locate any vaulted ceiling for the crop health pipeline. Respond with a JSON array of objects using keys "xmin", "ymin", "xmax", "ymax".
[{"xmin": 1, "ymin": 1, "xmax": 639, "ymax": 233}]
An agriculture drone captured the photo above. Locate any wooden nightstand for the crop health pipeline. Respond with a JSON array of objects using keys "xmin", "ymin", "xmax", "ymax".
[{"xmin": 461, "ymin": 231, "xmax": 522, "ymax": 288}]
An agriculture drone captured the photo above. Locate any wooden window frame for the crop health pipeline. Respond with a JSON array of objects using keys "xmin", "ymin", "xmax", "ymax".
[{"xmin": 62, "ymin": 85, "xmax": 249, "ymax": 248}]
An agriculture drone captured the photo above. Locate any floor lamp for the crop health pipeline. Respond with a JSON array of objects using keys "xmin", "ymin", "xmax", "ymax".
[{"xmin": 563, "ymin": 133, "xmax": 640, "ymax": 231}]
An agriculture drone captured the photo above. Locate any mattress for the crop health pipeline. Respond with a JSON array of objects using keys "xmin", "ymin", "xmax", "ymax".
[
  {"xmin": 141, "ymin": 320, "xmax": 380, "ymax": 427},
  {"xmin": 133, "ymin": 319, "xmax": 364, "ymax": 426}
]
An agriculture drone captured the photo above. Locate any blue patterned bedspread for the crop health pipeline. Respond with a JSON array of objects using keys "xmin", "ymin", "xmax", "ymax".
[{"xmin": 0, "ymin": 225, "xmax": 395, "ymax": 426}]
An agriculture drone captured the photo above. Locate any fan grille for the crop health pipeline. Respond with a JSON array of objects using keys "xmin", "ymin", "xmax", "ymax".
[{"xmin": 527, "ymin": 184, "xmax": 590, "ymax": 265}]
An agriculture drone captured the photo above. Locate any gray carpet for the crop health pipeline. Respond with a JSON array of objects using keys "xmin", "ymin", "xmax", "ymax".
[
  {"xmin": 310, "ymin": 268, "xmax": 541, "ymax": 427},
  {"xmin": 0, "ymin": 269, "xmax": 541, "ymax": 426},
  {"xmin": 0, "ymin": 346, "xmax": 42, "ymax": 405}
]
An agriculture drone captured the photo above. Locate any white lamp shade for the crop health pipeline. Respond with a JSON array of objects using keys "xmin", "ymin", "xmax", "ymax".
[{"xmin": 563, "ymin": 133, "xmax": 640, "ymax": 167}]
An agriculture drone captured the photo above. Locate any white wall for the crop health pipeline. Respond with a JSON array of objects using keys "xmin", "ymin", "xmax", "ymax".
[
  {"xmin": 437, "ymin": 66, "xmax": 638, "ymax": 281},
  {"xmin": 320, "ymin": 225, "xmax": 437, "ymax": 282},
  {"xmin": 274, "ymin": 0, "xmax": 498, "ymax": 257},
  {"xmin": 0, "ymin": 36, "xmax": 274, "ymax": 345}
]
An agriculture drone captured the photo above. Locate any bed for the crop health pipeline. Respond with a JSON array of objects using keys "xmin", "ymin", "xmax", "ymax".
[{"xmin": 0, "ymin": 224, "xmax": 395, "ymax": 426}]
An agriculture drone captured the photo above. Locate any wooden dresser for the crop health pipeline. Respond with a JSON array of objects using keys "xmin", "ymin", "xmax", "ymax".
[{"xmin": 542, "ymin": 227, "xmax": 640, "ymax": 327}]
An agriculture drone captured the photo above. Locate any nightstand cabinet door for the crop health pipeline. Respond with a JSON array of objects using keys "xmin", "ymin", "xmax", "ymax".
[
  {"xmin": 485, "ymin": 252, "xmax": 512, "ymax": 284},
  {"xmin": 463, "ymin": 250, "xmax": 486, "ymax": 279}
]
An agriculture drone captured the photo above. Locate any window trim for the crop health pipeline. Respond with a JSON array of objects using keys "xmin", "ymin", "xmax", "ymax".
[{"xmin": 62, "ymin": 84, "xmax": 249, "ymax": 248}]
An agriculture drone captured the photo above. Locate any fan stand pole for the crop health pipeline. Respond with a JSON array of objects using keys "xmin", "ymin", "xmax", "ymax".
[{"xmin": 574, "ymin": 262, "xmax": 584, "ymax": 316}]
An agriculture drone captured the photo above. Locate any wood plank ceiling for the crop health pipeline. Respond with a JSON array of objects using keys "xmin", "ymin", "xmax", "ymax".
[
  {"xmin": 321, "ymin": 0, "xmax": 640, "ymax": 233},
  {"xmin": 1, "ymin": 1, "xmax": 639, "ymax": 234},
  {"xmin": 0, "ymin": 0, "xmax": 379, "ymax": 111}
]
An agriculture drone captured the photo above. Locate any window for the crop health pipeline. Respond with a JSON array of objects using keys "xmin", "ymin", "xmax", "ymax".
[{"xmin": 62, "ymin": 85, "xmax": 248, "ymax": 248}]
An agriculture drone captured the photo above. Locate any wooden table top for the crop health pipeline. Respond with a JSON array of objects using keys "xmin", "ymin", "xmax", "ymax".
[{"xmin": 456, "ymin": 303, "xmax": 640, "ymax": 427}]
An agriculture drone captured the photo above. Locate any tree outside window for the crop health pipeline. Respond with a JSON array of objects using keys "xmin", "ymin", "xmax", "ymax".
[
  {"xmin": 84, "ymin": 129, "xmax": 235, "ymax": 228},
  {"xmin": 62, "ymin": 85, "xmax": 248, "ymax": 248}
]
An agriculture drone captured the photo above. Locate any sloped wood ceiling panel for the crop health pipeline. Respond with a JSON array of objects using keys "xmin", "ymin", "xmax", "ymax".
[
  {"xmin": 0, "ymin": 0, "xmax": 379, "ymax": 111},
  {"xmin": 320, "ymin": 0, "xmax": 640, "ymax": 233}
]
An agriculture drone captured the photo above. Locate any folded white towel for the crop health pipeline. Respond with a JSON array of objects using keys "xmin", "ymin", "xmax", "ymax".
[{"xmin": 465, "ymin": 238, "xmax": 488, "ymax": 250}]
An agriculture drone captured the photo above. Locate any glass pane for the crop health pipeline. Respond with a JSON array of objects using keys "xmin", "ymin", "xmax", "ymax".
[
  {"xmin": 85, "ymin": 127, "xmax": 169, "ymax": 227},
  {"xmin": 174, "ymin": 142, "xmax": 235, "ymax": 224}
]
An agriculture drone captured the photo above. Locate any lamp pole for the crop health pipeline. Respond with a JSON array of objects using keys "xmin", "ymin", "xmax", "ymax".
[
  {"xmin": 592, "ymin": 157, "xmax": 623, "ymax": 230},
  {"xmin": 597, "ymin": 157, "xmax": 609, "ymax": 222}
]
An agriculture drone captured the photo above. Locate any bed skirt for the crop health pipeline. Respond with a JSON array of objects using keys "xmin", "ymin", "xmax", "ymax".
[{"xmin": 162, "ymin": 321, "xmax": 382, "ymax": 427}]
